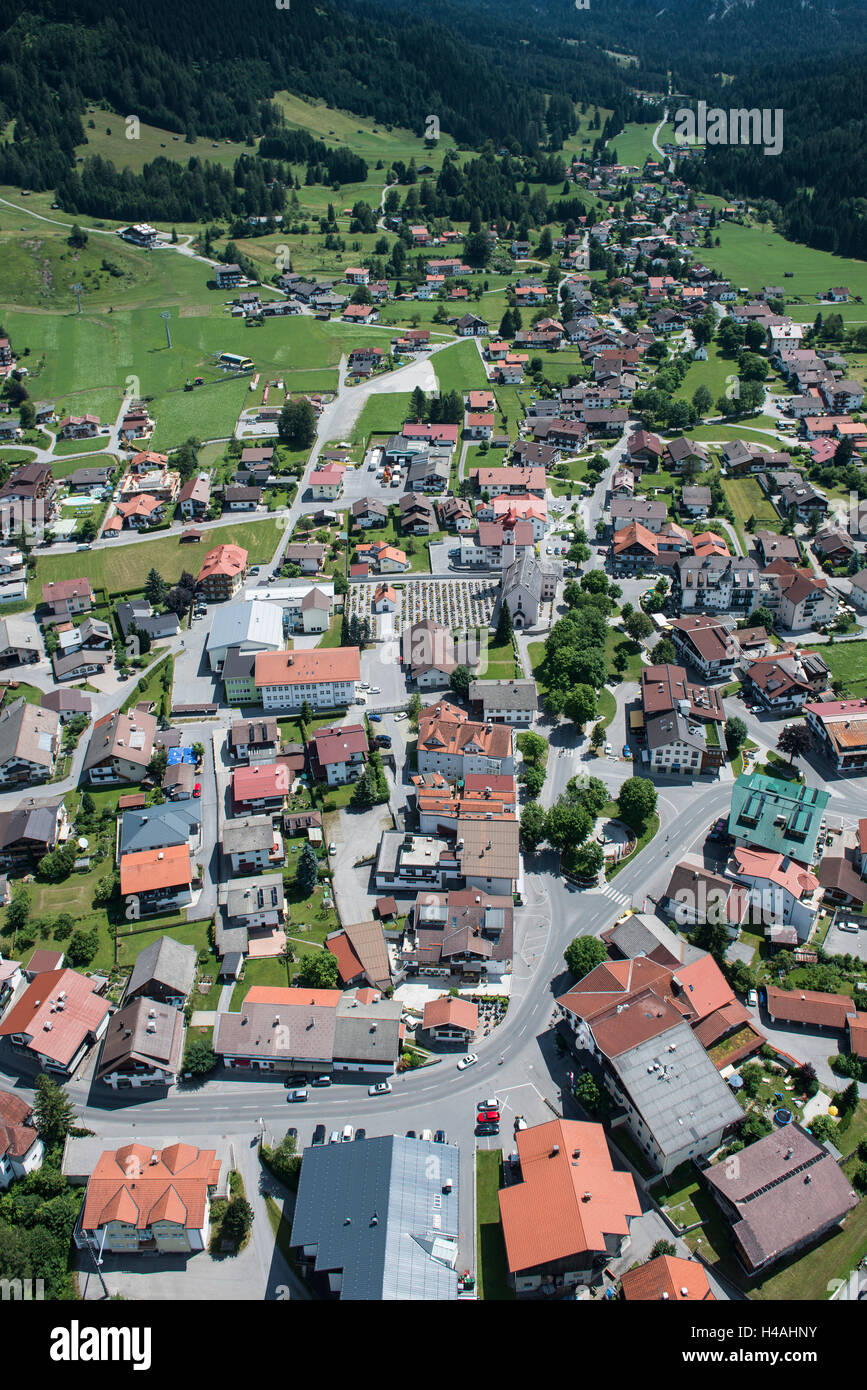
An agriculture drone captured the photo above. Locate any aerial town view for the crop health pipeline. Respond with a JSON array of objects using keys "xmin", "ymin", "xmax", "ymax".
[{"xmin": 1, "ymin": 0, "xmax": 867, "ymax": 1350}]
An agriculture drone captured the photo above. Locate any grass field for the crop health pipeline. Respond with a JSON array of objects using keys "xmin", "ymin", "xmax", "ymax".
[
  {"xmin": 605, "ymin": 121, "xmax": 672, "ymax": 168},
  {"xmin": 349, "ymin": 393, "xmax": 415, "ymax": 446},
  {"xmin": 674, "ymin": 342, "xmax": 740, "ymax": 406},
  {"xmin": 433, "ymin": 338, "xmax": 489, "ymax": 395},
  {"xmin": 722, "ymin": 476, "xmax": 780, "ymax": 538},
  {"xmin": 76, "ymin": 109, "xmax": 251, "ymax": 176},
  {"xmin": 31, "ymin": 517, "xmax": 282, "ymax": 600},
  {"xmin": 476, "ymin": 1150, "xmax": 514, "ymax": 1300},
  {"xmin": 700, "ymin": 217, "xmax": 867, "ymax": 319},
  {"xmin": 804, "ymin": 639, "xmax": 867, "ymax": 698}
]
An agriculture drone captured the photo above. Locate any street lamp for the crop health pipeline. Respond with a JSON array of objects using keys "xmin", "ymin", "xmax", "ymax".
[
  {"xmin": 72, "ymin": 283, "xmax": 83, "ymax": 314},
  {"xmin": 160, "ymin": 310, "xmax": 172, "ymax": 349}
]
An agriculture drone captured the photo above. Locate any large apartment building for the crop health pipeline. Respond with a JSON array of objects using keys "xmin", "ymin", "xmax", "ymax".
[{"xmin": 254, "ymin": 648, "xmax": 360, "ymax": 711}]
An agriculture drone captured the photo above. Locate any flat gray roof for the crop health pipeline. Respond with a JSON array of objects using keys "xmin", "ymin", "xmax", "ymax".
[{"xmin": 614, "ymin": 1022, "xmax": 744, "ymax": 1158}]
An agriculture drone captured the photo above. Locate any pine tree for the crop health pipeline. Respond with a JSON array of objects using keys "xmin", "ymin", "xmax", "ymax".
[
  {"xmin": 145, "ymin": 568, "xmax": 167, "ymax": 606},
  {"xmin": 297, "ymin": 843, "xmax": 319, "ymax": 896},
  {"xmin": 495, "ymin": 601, "xmax": 513, "ymax": 645}
]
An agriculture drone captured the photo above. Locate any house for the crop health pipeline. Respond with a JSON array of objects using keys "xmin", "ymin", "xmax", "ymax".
[
  {"xmin": 372, "ymin": 582, "xmax": 398, "ymax": 615},
  {"xmin": 222, "ymin": 874, "xmax": 285, "ymax": 931},
  {"xmin": 470, "ymin": 466, "xmax": 546, "ymax": 499},
  {"xmin": 197, "ymin": 544, "xmax": 247, "ymax": 602},
  {"xmin": 283, "ymin": 543, "xmax": 326, "ymax": 575},
  {"xmin": 401, "ymin": 886, "xmax": 513, "ymax": 979},
  {"xmin": 804, "ymin": 697, "xmax": 867, "ymax": 772},
  {"xmin": 325, "ymin": 919, "xmax": 392, "ymax": 992},
  {"xmin": 310, "ymin": 466, "xmax": 346, "ymax": 500},
  {"xmin": 0, "ymin": 1090, "xmax": 44, "ymax": 1188},
  {"xmin": 77, "ymin": 1142, "xmax": 221, "ymax": 1255},
  {"xmin": 499, "ymin": 1119, "xmax": 641, "ymax": 1296},
  {"xmin": 813, "ymin": 527, "xmax": 855, "ymax": 567},
  {"xmin": 205, "ymin": 600, "xmax": 283, "ymax": 674},
  {"xmin": 96, "ymin": 998, "xmax": 186, "ymax": 1089},
  {"xmin": 52, "ymin": 649, "xmax": 113, "ymax": 683},
  {"xmin": 620, "ymin": 1254, "xmax": 714, "ymax": 1302},
  {"xmin": 0, "ymin": 799, "xmax": 66, "ymax": 869},
  {"xmin": 231, "ymin": 762, "xmax": 290, "ymax": 813},
  {"xmin": 177, "ymin": 474, "xmax": 211, "ymax": 519},
  {"xmin": 457, "ymin": 818, "xmax": 521, "ymax": 896},
  {"xmin": 41, "ymin": 577, "xmax": 94, "ymax": 618},
  {"xmin": 115, "ymin": 600, "xmax": 180, "ymax": 645},
  {"xmin": 743, "ymin": 649, "xmax": 829, "ymax": 712},
  {"xmin": 610, "ymin": 497, "xmax": 667, "ymax": 533},
  {"xmin": 254, "ymin": 647, "xmax": 360, "ymax": 711},
  {"xmin": 0, "ymin": 615, "xmax": 41, "ymax": 666},
  {"xmin": 611, "ymin": 522, "xmax": 658, "ymax": 573},
  {"xmin": 402, "ymin": 620, "xmax": 457, "ymax": 689},
  {"xmin": 407, "ymin": 454, "xmax": 450, "ymax": 492},
  {"xmin": 417, "ymin": 700, "xmax": 515, "ymax": 778},
  {"xmin": 421, "ymin": 996, "xmax": 478, "ymax": 1042},
  {"xmin": 780, "ymin": 481, "xmax": 828, "ymax": 524},
  {"xmin": 0, "ymin": 698, "xmax": 59, "ymax": 785},
  {"xmin": 351, "ymin": 497, "xmax": 388, "ymax": 529},
  {"xmin": 57, "ymin": 415, "xmax": 100, "ymax": 440},
  {"xmin": 399, "ymin": 493, "xmax": 437, "ymax": 535},
  {"xmin": 704, "ymin": 1124, "xmax": 859, "ymax": 1274},
  {"xmin": 728, "ymin": 846, "xmax": 820, "ymax": 940},
  {"xmin": 0, "ymin": 968, "xmax": 111, "ymax": 1077},
  {"xmin": 669, "ymin": 617, "xmax": 738, "ymax": 680},
  {"xmin": 120, "ymin": 844, "xmax": 193, "ymax": 914},
  {"xmin": 753, "ymin": 530, "xmax": 800, "ymax": 567},
  {"xmin": 68, "ymin": 465, "xmax": 112, "ymax": 491},
  {"xmin": 289, "ymin": 1134, "xmax": 459, "ymax": 1299},
  {"xmin": 310, "ymin": 723, "xmax": 368, "ymax": 786},
  {"xmin": 214, "ymin": 984, "xmax": 399, "ymax": 1075},
  {"xmin": 374, "ymin": 831, "xmax": 461, "ymax": 891},
  {"xmin": 468, "ymin": 679, "xmax": 537, "ymax": 725},
  {"xmin": 125, "ymin": 936, "xmax": 197, "ymax": 1009},
  {"xmin": 728, "ymin": 771, "xmax": 829, "ymax": 865},
  {"xmin": 661, "ymin": 857, "xmax": 748, "ymax": 932},
  {"xmin": 676, "ymin": 554, "xmax": 761, "ymax": 612},
  {"xmin": 681, "ymin": 485, "xmax": 712, "ymax": 518},
  {"xmin": 229, "ymin": 717, "xmax": 280, "ymax": 762},
  {"xmin": 222, "ymin": 814, "xmax": 284, "ymax": 875},
  {"xmin": 215, "ymin": 264, "xmax": 243, "ymax": 289},
  {"xmin": 761, "ymin": 559, "xmax": 838, "ymax": 633},
  {"xmin": 83, "ymin": 709, "xmax": 156, "ymax": 786}
]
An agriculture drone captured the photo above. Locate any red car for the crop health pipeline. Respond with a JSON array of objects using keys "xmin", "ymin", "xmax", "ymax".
[
  {"xmin": 193, "ymin": 783, "xmax": 202, "ymax": 798},
  {"xmin": 477, "ymin": 1109, "xmax": 500, "ymax": 1123}
]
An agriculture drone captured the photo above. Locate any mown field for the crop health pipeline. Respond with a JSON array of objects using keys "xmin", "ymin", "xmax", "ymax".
[{"xmin": 29, "ymin": 517, "xmax": 282, "ymax": 601}]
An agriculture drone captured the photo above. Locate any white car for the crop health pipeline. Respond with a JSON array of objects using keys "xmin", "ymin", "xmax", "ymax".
[
  {"xmin": 328, "ymin": 842, "xmax": 337, "ymax": 855},
  {"xmin": 457, "ymin": 1053, "xmax": 479, "ymax": 1071},
  {"xmin": 747, "ymin": 989, "xmax": 758, "ymax": 1008},
  {"xmin": 368, "ymin": 1080, "xmax": 393, "ymax": 1096},
  {"xmin": 477, "ymin": 1096, "xmax": 500, "ymax": 1111},
  {"xmin": 369, "ymin": 686, "xmax": 381, "ymax": 694},
  {"xmin": 394, "ymin": 711, "xmax": 407, "ymax": 721},
  {"xmin": 604, "ymin": 742, "xmax": 613, "ymax": 754}
]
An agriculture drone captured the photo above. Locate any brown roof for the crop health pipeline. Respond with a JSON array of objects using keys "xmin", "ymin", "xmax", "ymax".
[
  {"xmin": 254, "ymin": 647, "xmax": 360, "ymax": 689},
  {"xmin": 0, "ymin": 968, "xmax": 111, "ymax": 1067},
  {"xmin": 0, "ymin": 1088, "xmax": 38, "ymax": 1161},
  {"xmin": 621, "ymin": 1254, "xmax": 714, "ymax": 1301},
  {"xmin": 96, "ymin": 997, "xmax": 185, "ymax": 1081},
  {"xmin": 417, "ymin": 701, "xmax": 512, "ymax": 761},
  {"xmin": 81, "ymin": 1142, "xmax": 221, "ymax": 1235},
  {"xmin": 214, "ymin": 986, "xmax": 340, "ymax": 1062},
  {"xmin": 499, "ymin": 1119, "xmax": 641, "ymax": 1274},
  {"xmin": 704, "ymin": 1124, "xmax": 859, "ymax": 1271},
  {"xmin": 766, "ymin": 985, "xmax": 854, "ymax": 1030},
  {"xmin": 848, "ymin": 1013, "xmax": 867, "ymax": 1058},
  {"xmin": 422, "ymin": 996, "xmax": 478, "ymax": 1032},
  {"xmin": 457, "ymin": 819, "xmax": 520, "ymax": 882}
]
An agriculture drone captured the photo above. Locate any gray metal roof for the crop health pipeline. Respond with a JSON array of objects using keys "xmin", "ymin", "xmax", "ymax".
[
  {"xmin": 126, "ymin": 935, "xmax": 197, "ymax": 1001},
  {"xmin": 119, "ymin": 801, "xmax": 201, "ymax": 856},
  {"xmin": 614, "ymin": 1022, "xmax": 744, "ymax": 1159},
  {"xmin": 290, "ymin": 1135, "xmax": 459, "ymax": 1300}
]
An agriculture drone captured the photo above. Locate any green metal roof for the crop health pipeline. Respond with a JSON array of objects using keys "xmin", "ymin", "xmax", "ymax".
[{"xmin": 728, "ymin": 771, "xmax": 829, "ymax": 863}]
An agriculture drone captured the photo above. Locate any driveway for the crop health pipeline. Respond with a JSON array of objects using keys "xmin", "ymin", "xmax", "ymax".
[{"xmin": 329, "ymin": 800, "xmax": 395, "ymax": 925}]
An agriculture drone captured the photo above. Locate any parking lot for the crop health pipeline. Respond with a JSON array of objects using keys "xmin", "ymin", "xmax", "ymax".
[{"xmin": 823, "ymin": 917, "xmax": 867, "ymax": 962}]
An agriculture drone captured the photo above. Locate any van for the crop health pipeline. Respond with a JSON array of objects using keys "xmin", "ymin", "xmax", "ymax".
[
  {"xmin": 341, "ymin": 1124, "xmax": 354, "ymax": 1142},
  {"xmin": 420, "ymin": 1129, "xmax": 433, "ymax": 1142}
]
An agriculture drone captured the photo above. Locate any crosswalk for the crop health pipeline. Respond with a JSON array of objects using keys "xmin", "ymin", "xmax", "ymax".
[{"xmin": 598, "ymin": 883, "xmax": 633, "ymax": 908}]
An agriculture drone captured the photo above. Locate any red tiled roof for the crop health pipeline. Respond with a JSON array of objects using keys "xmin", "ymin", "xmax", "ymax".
[
  {"xmin": 81, "ymin": 1142, "xmax": 219, "ymax": 1234},
  {"xmin": 0, "ymin": 969, "xmax": 110, "ymax": 1068},
  {"xmin": 621, "ymin": 1254, "xmax": 714, "ymax": 1301}
]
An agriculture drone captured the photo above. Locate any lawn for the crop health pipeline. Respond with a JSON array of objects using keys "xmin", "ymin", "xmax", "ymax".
[
  {"xmin": 607, "ymin": 121, "xmax": 671, "ymax": 168},
  {"xmin": 483, "ymin": 638, "xmax": 519, "ymax": 680},
  {"xmin": 316, "ymin": 615, "xmax": 344, "ymax": 648},
  {"xmin": 604, "ymin": 627, "xmax": 645, "ymax": 683},
  {"xmin": 30, "ymin": 517, "xmax": 282, "ymax": 601},
  {"xmin": 350, "ymin": 393, "xmax": 415, "ymax": 447},
  {"xmin": 722, "ymin": 476, "xmax": 780, "ymax": 539},
  {"xmin": 476, "ymin": 1149, "xmax": 514, "ymax": 1300},
  {"xmin": 674, "ymin": 342, "xmax": 741, "ymax": 408},
  {"xmin": 433, "ymin": 338, "xmax": 489, "ymax": 395},
  {"xmin": 750, "ymin": 1195, "xmax": 867, "ymax": 1301},
  {"xmin": 804, "ymin": 639, "xmax": 867, "ymax": 699},
  {"xmin": 697, "ymin": 215, "xmax": 867, "ymax": 314}
]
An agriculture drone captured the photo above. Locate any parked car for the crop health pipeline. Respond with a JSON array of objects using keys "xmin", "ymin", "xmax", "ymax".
[
  {"xmin": 341, "ymin": 1124, "xmax": 354, "ymax": 1142},
  {"xmin": 329, "ymin": 1130, "xmax": 340, "ymax": 1144},
  {"xmin": 369, "ymin": 712, "xmax": 383, "ymax": 722},
  {"xmin": 477, "ymin": 1109, "xmax": 500, "ymax": 1123},
  {"xmin": 457, "ymin": 1053, "xmax": 478, "ymax": 1070},
  {"xmin": 374, "ymin": 734, "xmax": 392, "ymax": 747},
  {"xmin": 312, "ymin": 1125, "xmax": 326, "ymax": 1145},
  {"xmin": 285, "ymin": 1128, "xmax": 298, "ymax": 1144},
  {"xmin": 312, "ymin": 1075, "xmax": 332, "ymax": 1087},
  {"xmin": 369, "ymin": 686, "xmax": 381, "ymax": 694},
  {"xmin": 368, "ymin": 1080, "xmax": 392, "ymax": 1096},
  {"xmin": 355, "ymin": 1128, "xmax": 366, "ymax": 1140},
  {"xmin": 477, "ymin": 1097, "xmax": 500, "ymax": 1111},
  {"xmin": 476, "ymin": 1121, "xmax": 500, "ymax": 1136},
  {"xmin": 286, "ymin": 1088, "xmax": 308, "ymax": 1102},
  {"xmin": 394, "ymin": 712, "xmax": 407, "ymax": 722},
  {"xmin": 283, "ymin": 1073, "xmax": 306, "ymax": 1087},
  {"xmin": 193, "ymin": 783, "xmax": 202, "ymax": 798},
  {"xmin": 405, "ymin": 1129, "xmax": 417, "ymax": 1139},
  {"xmin": 419, "ymin": 1129, "xmax": 433, "ymax": 1143},
  {"xmin": 434, "ymin": 1130, "xmax": 446, "ymax": 1144},
  {"xmin": 747, "ymin": 989, "xmax": 758, "ymax": 1007},
  {"xmin": 328, "ymin": 842, "xmax": 337, "ymax": 855}
]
